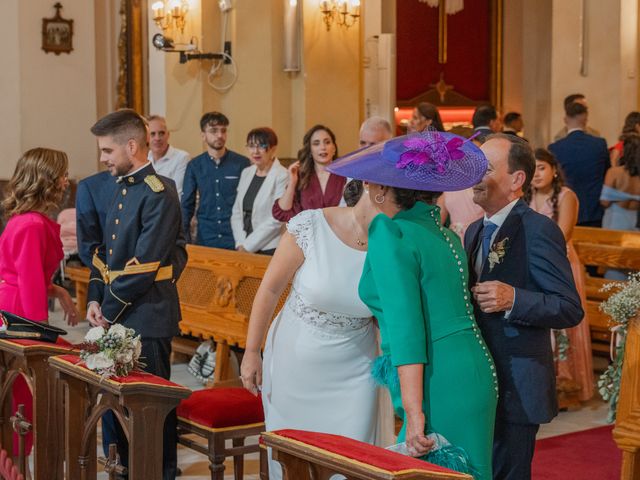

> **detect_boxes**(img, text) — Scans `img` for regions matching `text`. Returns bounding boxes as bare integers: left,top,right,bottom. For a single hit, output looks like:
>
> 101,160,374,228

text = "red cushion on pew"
270,429,467,477
177,387,264,429
54,354,188,390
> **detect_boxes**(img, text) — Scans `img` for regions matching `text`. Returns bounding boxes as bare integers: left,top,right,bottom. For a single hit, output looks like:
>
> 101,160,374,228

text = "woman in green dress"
327,130,498,479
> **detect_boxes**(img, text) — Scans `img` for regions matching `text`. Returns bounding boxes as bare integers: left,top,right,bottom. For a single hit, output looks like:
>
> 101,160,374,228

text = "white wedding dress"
262,209,382,479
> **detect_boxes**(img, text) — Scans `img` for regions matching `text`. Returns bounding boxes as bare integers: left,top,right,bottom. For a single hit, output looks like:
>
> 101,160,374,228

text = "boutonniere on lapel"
488,237,509,271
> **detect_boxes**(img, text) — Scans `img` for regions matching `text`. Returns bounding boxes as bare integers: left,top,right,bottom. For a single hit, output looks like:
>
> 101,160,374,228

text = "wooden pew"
176,245,289,384
612,316,640,478
65,265,89,320
0,339,76,479
66,245,288,384
262,429,472,480
49,354,191,479
572,227,640,357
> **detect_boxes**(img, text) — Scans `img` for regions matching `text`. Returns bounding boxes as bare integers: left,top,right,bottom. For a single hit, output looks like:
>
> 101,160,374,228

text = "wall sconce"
319,0,361,31
152,0,189,34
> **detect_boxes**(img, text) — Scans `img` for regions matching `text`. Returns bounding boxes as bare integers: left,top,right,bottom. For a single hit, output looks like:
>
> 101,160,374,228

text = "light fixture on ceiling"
151,0,190,34
319,0,361,31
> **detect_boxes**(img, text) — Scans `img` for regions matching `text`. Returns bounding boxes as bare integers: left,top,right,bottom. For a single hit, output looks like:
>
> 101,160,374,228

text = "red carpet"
532,425,621,480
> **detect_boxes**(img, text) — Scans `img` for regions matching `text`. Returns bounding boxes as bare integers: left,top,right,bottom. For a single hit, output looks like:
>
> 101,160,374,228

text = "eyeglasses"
246,143,269,152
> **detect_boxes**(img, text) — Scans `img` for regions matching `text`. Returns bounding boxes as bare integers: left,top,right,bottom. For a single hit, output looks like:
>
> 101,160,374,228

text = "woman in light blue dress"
600,134,640,279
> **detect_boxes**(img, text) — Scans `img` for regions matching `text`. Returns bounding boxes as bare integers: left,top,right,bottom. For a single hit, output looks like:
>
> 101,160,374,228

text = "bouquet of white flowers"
80,324,143,379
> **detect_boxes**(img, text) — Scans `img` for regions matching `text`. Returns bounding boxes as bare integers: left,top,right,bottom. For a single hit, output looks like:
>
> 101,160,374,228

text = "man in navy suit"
465,134,583,480
76,171,119,266
548,101,610,227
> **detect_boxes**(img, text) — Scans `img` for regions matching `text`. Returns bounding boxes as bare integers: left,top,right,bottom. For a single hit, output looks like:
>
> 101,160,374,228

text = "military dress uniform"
87,162,187,480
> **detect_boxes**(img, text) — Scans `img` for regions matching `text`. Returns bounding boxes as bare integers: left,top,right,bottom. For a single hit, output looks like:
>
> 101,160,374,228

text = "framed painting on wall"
42,3,74,55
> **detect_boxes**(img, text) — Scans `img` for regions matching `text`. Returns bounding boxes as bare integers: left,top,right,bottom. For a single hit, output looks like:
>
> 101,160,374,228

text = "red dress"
272,172,346,222
0,211,63,454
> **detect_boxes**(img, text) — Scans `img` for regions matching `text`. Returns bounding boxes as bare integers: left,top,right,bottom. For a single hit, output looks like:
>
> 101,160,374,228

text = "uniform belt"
92,254,173,285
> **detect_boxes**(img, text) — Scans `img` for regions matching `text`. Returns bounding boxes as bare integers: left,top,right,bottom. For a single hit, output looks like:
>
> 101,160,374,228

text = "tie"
481,220,499,264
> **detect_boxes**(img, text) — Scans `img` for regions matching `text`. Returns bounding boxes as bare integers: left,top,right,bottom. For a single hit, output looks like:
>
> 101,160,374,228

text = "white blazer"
231,158,288,252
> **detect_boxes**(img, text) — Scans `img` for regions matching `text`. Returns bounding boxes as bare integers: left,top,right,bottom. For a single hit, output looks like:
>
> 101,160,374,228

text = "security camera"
218,0,232,12
152,33,196,52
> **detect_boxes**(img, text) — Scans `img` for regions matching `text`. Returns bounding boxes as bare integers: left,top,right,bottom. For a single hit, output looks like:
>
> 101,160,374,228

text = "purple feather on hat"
396,133,466,173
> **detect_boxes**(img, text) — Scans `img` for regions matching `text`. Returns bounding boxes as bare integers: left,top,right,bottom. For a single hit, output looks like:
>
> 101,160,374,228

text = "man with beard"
87,108,187,479
181,112,250,248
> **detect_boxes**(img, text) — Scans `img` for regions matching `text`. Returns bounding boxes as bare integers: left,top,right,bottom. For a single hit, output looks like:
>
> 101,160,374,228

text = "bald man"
359,116,393,148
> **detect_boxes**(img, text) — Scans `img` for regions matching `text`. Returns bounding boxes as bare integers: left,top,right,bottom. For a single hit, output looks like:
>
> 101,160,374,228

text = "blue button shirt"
181,149,250,248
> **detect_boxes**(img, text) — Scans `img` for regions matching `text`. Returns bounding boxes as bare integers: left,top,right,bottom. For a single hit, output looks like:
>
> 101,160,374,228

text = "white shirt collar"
484,198,519,228
148,145,173,163
567,127,584,135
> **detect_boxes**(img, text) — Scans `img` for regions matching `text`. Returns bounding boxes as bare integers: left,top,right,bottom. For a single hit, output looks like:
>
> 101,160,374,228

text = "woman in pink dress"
0,147,78,454
438,188,484,243
525,148,594,402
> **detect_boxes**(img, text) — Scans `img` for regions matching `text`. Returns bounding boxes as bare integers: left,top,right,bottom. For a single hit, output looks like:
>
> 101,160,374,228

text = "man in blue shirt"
182,112,250,248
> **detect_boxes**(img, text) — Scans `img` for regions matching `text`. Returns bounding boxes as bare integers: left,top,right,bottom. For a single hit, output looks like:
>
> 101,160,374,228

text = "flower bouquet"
598,272,640,422
79,324,143,379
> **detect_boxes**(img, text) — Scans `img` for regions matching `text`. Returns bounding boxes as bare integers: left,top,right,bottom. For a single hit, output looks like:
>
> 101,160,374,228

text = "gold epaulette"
144,174,165,192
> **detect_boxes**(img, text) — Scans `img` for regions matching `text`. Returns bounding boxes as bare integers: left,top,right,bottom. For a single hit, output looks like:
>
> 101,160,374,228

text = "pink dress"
0,211,63,454
440,189,484,243
0,212,63,319
529,187,594,402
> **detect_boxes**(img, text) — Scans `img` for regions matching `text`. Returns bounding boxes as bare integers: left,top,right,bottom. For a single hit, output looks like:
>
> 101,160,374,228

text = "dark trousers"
102,337,177,480
492,418,539,480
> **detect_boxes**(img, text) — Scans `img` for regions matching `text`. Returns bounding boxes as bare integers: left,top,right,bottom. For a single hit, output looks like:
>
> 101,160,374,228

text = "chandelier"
319,1,361,31
418,0,464,15
151,0,190,34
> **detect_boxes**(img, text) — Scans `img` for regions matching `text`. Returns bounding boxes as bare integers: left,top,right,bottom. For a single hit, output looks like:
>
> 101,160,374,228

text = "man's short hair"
565,101,588,118
503,112,522,127
487,133,535,191
147,114,166,124
200,112,229,131
360,116,392,135
563,93,585,109
472,105,498,128
90,109,147,145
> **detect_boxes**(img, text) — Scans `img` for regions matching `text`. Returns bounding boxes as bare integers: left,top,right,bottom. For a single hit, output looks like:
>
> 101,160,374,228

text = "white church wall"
550,0,637,146
0,1,98,180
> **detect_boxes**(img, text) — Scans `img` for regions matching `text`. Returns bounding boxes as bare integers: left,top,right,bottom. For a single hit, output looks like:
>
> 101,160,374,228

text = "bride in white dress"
241,182,388,479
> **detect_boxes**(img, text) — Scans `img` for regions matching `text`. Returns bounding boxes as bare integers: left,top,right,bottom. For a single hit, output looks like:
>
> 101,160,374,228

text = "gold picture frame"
42,3,74,55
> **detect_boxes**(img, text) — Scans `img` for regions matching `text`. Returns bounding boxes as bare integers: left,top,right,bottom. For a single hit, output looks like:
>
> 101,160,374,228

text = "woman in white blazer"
232,128,288,254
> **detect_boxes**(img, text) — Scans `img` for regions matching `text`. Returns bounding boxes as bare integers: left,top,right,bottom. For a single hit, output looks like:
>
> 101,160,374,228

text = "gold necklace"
352,210,367,247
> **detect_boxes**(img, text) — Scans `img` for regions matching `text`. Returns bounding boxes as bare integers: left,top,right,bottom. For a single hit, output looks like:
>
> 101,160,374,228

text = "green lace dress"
359,202,498,480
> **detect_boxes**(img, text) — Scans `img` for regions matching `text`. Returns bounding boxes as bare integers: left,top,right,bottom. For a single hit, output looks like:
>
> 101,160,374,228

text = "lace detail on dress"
286,210,318,256
286,290,371,334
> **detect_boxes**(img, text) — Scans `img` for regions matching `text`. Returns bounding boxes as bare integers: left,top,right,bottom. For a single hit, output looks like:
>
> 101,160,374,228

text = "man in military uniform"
87,109,187,480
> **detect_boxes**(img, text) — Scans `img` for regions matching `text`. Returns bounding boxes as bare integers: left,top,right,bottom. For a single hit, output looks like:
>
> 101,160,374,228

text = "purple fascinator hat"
326,130,488,192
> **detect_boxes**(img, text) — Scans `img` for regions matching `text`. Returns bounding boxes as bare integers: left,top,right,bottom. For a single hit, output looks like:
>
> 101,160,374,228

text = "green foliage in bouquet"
598,272,640,422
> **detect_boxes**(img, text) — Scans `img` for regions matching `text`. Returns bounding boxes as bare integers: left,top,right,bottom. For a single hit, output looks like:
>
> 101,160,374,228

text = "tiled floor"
49,303,611,479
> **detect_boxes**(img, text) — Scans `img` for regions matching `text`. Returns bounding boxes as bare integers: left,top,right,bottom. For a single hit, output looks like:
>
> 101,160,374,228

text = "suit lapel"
479,199,526,279
465,220,483,286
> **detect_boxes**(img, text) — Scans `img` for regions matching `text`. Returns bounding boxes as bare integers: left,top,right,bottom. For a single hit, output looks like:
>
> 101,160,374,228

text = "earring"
374,193,385,204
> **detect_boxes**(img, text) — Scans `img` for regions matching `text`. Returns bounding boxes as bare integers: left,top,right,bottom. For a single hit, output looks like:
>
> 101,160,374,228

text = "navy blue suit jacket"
464,200,583,425
76,171,119,267
548,130,610,224
87,164,187,338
